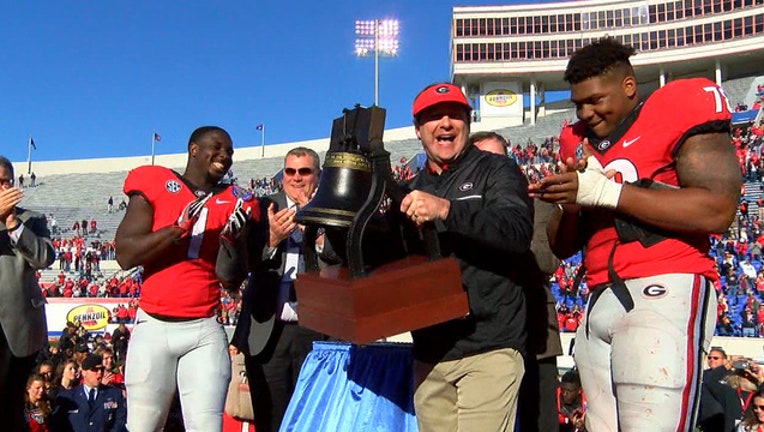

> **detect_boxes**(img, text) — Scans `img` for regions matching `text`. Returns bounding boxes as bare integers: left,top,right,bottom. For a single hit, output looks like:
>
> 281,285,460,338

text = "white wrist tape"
576,156,623,209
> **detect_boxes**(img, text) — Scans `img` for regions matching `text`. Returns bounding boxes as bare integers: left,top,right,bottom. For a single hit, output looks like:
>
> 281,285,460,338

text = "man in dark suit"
55,353,127,432
698,348,740,432
223,147,336,432
110,323,129,364
471,132,564,432
0,155,55,431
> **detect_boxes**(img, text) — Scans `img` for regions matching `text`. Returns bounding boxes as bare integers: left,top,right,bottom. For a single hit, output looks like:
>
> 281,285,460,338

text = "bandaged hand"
576,155,622,209
221,198,251,243
174,192,213,235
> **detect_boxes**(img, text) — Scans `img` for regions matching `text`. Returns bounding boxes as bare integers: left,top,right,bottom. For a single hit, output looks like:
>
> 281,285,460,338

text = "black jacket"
220,193,340,359
409,145,534,363
698,366,740,432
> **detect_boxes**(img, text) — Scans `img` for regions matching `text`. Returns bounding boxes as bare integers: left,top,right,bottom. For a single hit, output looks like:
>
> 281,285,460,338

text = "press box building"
450,0,764,129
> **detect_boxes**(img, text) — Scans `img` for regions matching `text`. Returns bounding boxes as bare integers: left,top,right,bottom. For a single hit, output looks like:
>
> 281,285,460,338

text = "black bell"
295,150,372,228
295,104,388,276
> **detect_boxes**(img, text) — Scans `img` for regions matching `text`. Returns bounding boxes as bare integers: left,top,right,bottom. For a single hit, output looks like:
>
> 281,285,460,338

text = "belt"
145,312,204,322
585,244,635,338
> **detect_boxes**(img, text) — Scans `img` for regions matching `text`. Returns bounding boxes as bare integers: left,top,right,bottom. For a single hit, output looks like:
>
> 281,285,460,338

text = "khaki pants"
413,348,524,432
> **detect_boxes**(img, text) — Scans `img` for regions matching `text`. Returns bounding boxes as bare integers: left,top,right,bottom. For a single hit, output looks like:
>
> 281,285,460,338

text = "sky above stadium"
1,0,555,164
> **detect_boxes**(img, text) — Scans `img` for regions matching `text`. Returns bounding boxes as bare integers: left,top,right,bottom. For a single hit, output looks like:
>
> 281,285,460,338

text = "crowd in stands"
21,320,134,431
22,296,239,431
392,156,417,183
35,232,135,301
53,236,113,272
47,214,109,238
734,122,764,182
39,271,140,299
110,301,139,324
710,217,764,338
249,176,280,196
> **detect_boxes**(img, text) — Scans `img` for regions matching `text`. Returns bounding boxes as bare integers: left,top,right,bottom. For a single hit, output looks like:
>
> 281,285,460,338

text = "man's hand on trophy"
400,190,451,226
267,202,296,247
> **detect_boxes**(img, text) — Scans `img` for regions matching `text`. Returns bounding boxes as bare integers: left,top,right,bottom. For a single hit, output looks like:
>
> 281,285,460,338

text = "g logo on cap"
412,82,472,117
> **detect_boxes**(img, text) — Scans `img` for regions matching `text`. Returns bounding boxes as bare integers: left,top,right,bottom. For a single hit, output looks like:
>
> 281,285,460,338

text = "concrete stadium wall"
10,118,519,178
11,125,417,177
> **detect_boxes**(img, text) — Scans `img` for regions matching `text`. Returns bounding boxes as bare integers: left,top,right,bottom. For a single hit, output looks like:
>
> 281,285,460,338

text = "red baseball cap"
412,83,472,117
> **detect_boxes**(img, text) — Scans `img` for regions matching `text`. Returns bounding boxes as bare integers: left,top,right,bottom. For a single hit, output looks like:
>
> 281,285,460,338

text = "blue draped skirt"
279,341,419,432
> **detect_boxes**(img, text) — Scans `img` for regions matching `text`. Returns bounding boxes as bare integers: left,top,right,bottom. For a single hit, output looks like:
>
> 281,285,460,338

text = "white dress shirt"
278,197,303,322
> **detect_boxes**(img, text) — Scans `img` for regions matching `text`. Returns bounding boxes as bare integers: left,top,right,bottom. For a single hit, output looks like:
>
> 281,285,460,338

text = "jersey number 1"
187,208,208,259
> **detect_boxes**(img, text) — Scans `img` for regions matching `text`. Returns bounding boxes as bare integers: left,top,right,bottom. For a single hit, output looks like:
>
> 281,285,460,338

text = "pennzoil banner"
484,89,518,107
45,298,134,337
480,81,523,120
66,304,111,331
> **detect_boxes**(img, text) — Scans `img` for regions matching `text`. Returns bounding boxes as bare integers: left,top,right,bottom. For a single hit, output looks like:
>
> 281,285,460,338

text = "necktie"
88,388,96,408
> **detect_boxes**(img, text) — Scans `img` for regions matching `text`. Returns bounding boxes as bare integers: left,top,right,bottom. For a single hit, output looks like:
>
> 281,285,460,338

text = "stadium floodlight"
354,19,399,106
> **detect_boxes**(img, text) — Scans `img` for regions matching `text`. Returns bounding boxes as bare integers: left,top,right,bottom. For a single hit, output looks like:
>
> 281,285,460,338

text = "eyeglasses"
284,167,314,176
753,405,764,411
708,356,722,360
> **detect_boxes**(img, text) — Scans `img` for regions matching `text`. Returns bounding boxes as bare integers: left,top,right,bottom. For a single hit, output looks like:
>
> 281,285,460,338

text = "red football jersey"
123,165,259,318
559,78,732,285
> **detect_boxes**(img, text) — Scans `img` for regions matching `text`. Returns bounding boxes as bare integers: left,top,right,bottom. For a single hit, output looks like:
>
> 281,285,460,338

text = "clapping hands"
221,198,252,243
267,203,296,247
0,186,23,224
174,192,213,236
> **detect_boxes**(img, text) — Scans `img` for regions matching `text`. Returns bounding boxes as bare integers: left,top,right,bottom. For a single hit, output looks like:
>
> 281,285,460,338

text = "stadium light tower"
354,19,399,106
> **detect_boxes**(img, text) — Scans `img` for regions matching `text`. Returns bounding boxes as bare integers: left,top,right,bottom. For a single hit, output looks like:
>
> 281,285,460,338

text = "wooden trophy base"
294,256,468,345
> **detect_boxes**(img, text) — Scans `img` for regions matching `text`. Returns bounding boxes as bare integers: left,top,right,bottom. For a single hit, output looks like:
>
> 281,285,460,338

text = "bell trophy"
293,104,469,345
